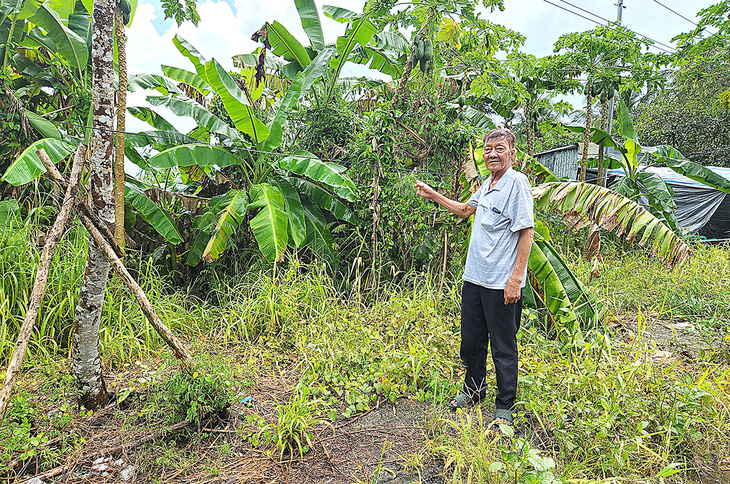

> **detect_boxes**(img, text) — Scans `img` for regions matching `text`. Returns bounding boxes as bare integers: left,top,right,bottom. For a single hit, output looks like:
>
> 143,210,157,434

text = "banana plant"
244,1,403,109
126,35,357,264
565,99,730,230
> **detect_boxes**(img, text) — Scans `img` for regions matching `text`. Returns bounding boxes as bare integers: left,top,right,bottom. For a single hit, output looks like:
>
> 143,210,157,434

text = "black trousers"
460,281,522,410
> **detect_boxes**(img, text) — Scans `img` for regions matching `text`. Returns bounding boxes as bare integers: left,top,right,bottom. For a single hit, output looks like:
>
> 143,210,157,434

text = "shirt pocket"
479,199,511,231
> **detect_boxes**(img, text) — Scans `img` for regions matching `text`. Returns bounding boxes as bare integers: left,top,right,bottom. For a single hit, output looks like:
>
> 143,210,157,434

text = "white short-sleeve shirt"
463,168,534,290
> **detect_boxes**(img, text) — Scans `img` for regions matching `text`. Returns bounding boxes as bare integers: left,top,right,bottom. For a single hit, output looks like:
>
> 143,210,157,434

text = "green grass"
2,222,729,482
574,243,730,333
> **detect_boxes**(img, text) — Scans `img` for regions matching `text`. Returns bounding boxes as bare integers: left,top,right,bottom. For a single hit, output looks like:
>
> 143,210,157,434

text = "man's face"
482,137,514,177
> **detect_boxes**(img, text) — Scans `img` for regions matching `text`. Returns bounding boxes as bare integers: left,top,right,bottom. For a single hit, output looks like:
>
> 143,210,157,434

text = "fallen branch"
0,145,86,424
38,152,194,370
18,418,195,484
396,120,427,146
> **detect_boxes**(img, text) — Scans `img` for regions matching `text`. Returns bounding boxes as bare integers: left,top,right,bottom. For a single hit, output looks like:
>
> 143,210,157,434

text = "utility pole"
606,0,624,134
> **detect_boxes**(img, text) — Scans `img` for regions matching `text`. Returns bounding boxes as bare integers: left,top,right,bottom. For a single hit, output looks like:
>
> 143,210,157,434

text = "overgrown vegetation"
2,0,730,482
2,219,729,481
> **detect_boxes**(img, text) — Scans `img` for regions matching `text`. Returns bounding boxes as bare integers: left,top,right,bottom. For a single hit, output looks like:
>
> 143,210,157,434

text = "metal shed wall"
535,145,579,180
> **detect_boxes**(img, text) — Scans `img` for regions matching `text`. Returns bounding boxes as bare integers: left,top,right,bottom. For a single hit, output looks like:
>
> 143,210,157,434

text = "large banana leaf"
617,99,637,143
13,0,42,20
533,234,603,328
172,34,207,78
267,20,311,73
275,150,356,202
161,65,211,96
30,4,87,71
532,182,692,269
186,212,215,266
301,198,334,261
125,184,183,244
636,170,677,229
651,145,730,194
127,74,183,96
202,189,249,262
25,109,61,139
203,59,269,143
294,0,324,51
67,9,91,48
322,4,358,23
125,130,202,150
329,17,376,74
527,238,582,344
351,45,402,78
288,177,357,223
464,106,497,131
147,144,245,169
260,47,335,152
127,106,179,132
563,125,621,151
1,0,24,18
272,177,307,248
249,183,289,262
147,95,241,141
1,138,75,185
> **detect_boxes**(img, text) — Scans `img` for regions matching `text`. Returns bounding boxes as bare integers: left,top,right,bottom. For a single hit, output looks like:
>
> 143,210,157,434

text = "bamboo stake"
0,145,86,424
36,149,124,259
38,152,194,371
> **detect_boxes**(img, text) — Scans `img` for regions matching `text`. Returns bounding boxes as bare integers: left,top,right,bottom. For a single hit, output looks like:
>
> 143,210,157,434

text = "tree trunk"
114,9,127,247
580,89,593,182
597,93,608,187
72,0,115,410
525,95,535,156
38,151,194,369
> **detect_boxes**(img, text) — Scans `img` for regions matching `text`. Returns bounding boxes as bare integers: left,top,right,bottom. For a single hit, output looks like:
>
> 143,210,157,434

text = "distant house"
534,144,730,241
534,143,622,182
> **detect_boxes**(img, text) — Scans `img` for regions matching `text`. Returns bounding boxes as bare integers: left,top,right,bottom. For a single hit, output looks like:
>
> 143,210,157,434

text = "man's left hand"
504,279,521,305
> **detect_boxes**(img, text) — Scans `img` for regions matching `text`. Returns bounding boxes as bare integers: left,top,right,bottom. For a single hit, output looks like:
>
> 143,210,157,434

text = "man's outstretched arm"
414,180,476,218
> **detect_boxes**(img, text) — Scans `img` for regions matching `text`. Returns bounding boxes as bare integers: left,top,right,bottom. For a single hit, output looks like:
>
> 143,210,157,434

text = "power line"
651,0,699,27
543,0,677,55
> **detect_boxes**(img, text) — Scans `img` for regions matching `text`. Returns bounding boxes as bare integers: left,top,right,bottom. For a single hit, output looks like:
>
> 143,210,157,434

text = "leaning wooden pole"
38,151,194,371
0,145,86,424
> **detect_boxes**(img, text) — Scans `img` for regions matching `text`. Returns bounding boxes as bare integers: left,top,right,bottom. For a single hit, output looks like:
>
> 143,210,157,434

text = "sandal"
494,408,513,424
446,392,474,410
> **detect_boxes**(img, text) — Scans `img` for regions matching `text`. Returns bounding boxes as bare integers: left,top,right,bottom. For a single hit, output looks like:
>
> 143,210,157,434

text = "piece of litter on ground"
652,350,674,360
121,465,135,481
241,396,253,407
662,322,693,331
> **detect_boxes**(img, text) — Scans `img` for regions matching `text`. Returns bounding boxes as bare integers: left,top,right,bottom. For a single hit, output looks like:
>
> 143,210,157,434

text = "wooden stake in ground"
0,145,86,424
38,151,194,371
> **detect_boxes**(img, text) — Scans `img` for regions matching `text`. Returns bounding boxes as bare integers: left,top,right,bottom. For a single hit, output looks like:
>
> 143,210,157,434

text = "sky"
122,0,714,165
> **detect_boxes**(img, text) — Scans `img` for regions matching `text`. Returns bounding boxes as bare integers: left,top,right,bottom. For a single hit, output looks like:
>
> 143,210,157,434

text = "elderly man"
414,128,533,425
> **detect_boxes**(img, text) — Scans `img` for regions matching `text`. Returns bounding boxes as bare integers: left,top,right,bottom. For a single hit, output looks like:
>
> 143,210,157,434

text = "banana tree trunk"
580,89,593,182
597,93,608,187
525,95,535,156
72,0,115,410
114,9,127,247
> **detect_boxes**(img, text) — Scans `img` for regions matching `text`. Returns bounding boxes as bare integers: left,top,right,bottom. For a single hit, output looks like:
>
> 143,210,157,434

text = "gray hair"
483,128,516,149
